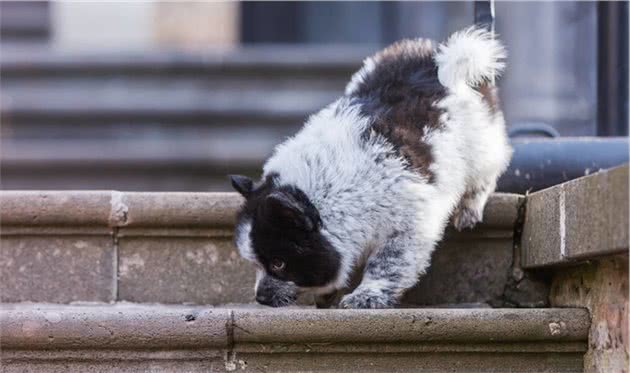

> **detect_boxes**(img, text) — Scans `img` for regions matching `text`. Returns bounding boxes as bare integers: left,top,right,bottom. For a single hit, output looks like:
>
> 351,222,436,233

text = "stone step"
0,191,543,308
0,46,362,125
0,47,363,191
0,304,590,372
0,2,49,42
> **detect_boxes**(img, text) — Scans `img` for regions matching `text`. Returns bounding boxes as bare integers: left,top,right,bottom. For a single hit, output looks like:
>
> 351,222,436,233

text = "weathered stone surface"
121,192,243,228
522,164,629,268
608,165,629,252
1,359,225,373
404,238,512,306
563,170,609,259
500,270,551,308
0,304,590,372
0,191,244,229
232,308,589,343
0,191,111,227
232,352,584,373
521,182,566,268
0,191,517,230
477,193,524,228
117,236,256,304
1,305,590,347
0,303,230,349
0,236,115,303
0,350,585,373
550,254,629,373
1,191,524,306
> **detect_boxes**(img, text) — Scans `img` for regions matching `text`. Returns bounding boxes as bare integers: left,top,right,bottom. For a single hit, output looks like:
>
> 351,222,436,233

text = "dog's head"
230,174,341,306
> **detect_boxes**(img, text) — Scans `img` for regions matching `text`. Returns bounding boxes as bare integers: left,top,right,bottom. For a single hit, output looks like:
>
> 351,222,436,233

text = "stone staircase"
0,46,367,191
1,165,628,372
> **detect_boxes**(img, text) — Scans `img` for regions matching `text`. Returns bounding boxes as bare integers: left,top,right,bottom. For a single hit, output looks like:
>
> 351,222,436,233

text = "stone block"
563,171,609,259
522,164,629,268
608,165,629,252
0,235,115,303
521,185,564,267
117,236,256,304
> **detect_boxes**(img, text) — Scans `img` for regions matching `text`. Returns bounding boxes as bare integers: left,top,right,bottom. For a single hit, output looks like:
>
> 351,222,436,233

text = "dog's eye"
270,258,285,271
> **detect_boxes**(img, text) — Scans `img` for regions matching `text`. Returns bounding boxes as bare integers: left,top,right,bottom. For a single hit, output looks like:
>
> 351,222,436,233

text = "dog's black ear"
263,191,314,231
230,175,254,197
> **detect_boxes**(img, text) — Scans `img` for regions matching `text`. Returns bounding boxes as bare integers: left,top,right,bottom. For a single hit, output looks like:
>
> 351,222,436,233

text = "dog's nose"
256,293,272,306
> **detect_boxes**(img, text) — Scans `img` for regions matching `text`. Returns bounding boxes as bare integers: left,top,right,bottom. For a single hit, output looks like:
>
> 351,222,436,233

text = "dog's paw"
339,289,396,309
452,206,483,231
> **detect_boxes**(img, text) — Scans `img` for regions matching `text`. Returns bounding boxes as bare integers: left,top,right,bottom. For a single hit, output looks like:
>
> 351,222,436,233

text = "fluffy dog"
230,27,511,308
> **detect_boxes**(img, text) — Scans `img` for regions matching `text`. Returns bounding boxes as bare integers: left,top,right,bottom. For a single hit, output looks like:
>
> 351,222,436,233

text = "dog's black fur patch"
232,174,341,288
349,40,447,183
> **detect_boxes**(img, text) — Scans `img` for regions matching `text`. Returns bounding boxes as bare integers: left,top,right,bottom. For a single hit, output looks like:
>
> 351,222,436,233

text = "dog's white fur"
435,26,507,89
236,27,512,308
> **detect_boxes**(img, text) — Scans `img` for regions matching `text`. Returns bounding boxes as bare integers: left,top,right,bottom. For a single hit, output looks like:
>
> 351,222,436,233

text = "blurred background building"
0,1,626,191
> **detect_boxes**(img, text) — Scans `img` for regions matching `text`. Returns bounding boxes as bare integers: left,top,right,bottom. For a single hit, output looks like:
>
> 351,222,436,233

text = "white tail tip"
435,26,506,89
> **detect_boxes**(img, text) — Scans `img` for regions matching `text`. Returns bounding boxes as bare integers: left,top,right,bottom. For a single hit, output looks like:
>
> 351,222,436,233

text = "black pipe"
597,1,629,136
497,137,629,194
474,0,494,31
508,122,560,139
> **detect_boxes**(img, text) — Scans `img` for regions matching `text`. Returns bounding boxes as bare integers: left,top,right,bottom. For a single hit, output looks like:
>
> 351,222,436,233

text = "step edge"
0,191,522,231
0,305,590,350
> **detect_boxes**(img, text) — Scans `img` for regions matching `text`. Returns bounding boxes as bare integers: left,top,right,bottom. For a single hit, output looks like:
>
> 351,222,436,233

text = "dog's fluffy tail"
435,27,506,89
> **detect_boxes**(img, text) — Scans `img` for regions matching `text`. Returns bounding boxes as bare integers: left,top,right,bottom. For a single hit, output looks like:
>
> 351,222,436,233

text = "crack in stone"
233,323,253,335
225,309,237,371
109,191,129,226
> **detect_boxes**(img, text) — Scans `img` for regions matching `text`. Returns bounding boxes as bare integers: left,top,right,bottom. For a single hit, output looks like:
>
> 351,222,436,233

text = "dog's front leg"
339,232,425,309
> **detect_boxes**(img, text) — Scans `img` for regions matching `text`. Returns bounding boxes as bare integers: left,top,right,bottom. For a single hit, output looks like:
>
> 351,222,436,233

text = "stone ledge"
1,304,589,350
232,308,589,344
0,191,243,231
522,164,629,268
0,191,525,305
0,304,230,349
0,191,522,233
0,304,589,372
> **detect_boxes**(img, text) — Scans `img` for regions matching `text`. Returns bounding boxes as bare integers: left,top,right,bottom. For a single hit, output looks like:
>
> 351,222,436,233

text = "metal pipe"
498,137,629,194
474,0,495,32
508,122,560,139
597,1,629,136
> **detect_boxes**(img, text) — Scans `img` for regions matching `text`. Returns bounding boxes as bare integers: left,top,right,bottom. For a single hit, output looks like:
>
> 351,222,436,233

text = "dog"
230,27,511,309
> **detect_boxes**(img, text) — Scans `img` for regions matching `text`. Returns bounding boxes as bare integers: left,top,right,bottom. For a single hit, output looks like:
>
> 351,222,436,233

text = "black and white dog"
230,27,511,309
